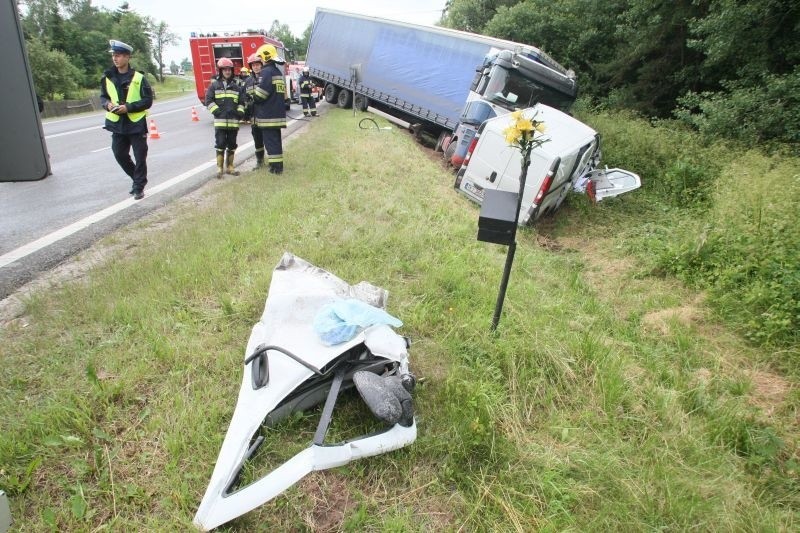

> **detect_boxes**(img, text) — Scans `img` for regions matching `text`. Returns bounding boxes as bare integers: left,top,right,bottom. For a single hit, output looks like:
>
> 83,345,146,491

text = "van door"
457,123,519,202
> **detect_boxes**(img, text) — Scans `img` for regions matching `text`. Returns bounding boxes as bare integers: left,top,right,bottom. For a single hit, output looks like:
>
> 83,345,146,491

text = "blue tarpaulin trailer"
306,8,577,138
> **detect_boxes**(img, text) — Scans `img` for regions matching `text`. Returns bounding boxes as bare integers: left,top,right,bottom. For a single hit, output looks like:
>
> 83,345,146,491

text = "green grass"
1,108,797,530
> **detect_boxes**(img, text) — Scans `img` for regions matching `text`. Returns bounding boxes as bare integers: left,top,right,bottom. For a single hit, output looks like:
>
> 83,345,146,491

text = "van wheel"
454,168,465,189
354,93,369,111
324,84,339,104
337,89,353,108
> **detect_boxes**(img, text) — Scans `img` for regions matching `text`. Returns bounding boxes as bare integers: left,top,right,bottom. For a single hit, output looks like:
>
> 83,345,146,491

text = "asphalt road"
0,93,323,299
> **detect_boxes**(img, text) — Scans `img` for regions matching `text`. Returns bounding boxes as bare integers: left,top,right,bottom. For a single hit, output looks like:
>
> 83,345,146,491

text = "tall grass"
578,106,800,354
1,108,797,530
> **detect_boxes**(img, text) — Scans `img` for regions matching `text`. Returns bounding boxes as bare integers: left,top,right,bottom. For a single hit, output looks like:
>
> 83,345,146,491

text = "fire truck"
188,31,291,105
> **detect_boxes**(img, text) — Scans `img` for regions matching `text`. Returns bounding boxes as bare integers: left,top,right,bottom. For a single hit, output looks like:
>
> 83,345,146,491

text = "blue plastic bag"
313,298,402,345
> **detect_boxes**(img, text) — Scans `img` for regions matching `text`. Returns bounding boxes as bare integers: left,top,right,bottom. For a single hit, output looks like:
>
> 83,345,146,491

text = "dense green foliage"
20,0,164,98
443,0,800,146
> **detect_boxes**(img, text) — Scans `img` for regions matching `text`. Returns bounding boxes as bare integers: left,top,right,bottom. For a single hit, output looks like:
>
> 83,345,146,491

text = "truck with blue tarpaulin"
306,8,578,166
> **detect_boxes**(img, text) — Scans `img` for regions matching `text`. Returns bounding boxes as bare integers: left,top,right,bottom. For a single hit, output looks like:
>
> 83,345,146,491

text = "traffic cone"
191,106,200,122
148,118,161,139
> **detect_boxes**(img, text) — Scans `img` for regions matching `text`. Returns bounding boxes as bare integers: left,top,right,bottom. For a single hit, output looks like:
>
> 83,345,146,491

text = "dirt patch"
299,471,356,532
748,369,793,418
642,304,701,336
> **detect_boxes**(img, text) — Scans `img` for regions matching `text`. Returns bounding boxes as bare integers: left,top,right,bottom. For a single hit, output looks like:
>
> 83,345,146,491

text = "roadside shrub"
675,68,800,152
653,151,800,349
576,106,723,207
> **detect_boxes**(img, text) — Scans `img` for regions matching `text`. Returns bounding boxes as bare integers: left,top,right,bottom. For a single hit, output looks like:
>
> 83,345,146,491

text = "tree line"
20,0,313,101
20,0,178,99
440,0,799,146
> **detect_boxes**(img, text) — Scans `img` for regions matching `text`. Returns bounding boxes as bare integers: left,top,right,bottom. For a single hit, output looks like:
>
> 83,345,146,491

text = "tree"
26,37,83,99
180,58,192,72
111,10,156,76
150,20,180,81
269,19,301,61
440,0,516,32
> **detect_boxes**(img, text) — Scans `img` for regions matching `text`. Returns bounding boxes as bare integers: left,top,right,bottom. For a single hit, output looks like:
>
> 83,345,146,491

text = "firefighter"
244,54,263,161
205,57,245,178
239,67,252,124
299,67,317,117
100,39,154,200
252,44,287,174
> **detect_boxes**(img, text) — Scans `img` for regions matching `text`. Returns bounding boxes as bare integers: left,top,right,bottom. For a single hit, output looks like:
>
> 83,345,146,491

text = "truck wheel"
434,131,449,153
443,137,457,165
337,89,353,108
354,94,369,111
324,84,339,104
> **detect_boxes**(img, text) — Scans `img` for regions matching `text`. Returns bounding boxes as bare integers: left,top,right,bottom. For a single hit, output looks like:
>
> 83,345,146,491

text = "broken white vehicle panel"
193,253,416,531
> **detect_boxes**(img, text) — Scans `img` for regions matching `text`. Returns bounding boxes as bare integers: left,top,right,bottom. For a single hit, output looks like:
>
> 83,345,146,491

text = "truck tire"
434,131,449,153
443,137,457,165
324,84,339,104
337,89,353,108
354,93,369,111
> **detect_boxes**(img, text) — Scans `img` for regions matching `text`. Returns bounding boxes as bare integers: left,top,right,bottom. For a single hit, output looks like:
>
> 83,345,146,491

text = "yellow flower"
517,118,534,132
505,109,548,152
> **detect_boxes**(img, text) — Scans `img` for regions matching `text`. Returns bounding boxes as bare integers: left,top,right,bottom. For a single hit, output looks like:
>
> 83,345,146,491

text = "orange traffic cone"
148,118,161,139
191,106,200,122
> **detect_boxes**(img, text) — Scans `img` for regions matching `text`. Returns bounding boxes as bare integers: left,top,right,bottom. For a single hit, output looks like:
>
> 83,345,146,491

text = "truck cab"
454,104,641,225
445,50,578,168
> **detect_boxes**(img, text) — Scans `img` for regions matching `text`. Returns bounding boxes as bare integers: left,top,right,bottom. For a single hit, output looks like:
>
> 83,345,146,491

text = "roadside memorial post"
476,110,547,331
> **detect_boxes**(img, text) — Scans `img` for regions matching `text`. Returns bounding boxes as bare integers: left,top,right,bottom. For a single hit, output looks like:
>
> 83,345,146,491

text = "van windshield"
482,65,573,112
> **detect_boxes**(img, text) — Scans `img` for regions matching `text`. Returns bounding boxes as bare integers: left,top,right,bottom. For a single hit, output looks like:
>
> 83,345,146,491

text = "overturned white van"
454,104,641,225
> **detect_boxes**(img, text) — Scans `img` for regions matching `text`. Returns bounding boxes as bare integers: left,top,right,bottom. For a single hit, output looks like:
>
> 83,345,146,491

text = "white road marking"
44,106,197,139
0,109,303,268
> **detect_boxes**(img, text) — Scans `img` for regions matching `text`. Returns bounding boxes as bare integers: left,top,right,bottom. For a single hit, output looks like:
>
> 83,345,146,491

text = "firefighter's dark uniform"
244,71,263,166
205,74,245,176
100,54,153,196
299,73,317,117
253,61,287,174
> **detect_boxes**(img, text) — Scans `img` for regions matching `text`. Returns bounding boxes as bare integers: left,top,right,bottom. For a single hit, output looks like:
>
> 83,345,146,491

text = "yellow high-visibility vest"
105,71,147,123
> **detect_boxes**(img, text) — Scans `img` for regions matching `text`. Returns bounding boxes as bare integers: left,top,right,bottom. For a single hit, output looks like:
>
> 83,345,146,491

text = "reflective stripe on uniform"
254,117,287,128
213,119,241,129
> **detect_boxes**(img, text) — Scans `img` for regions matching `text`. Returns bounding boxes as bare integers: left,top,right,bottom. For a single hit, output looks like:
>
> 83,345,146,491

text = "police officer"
100,39,154,200
299,67,317,117
205,57,245,178
252,44,287,174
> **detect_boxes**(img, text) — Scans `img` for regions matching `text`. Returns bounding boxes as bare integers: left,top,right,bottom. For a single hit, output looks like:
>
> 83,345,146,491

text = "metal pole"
490,152,531,332
491,241,516,331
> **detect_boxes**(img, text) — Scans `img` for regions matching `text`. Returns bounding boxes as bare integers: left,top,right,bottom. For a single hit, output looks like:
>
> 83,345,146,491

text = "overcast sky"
92,0,449,64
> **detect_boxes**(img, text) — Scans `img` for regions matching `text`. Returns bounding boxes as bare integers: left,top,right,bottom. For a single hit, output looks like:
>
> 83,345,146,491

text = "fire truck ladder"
197,41,215,84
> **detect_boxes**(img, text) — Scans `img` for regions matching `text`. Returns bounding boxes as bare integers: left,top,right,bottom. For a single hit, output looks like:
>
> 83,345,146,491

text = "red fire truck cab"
188,31,290,104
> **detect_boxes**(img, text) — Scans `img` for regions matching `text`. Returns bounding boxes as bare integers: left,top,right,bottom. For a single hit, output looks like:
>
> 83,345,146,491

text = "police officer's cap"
108,40,133,54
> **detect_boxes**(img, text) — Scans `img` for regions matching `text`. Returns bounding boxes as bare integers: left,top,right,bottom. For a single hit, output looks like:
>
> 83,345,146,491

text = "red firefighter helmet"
216,57,234,69
247,53,263,67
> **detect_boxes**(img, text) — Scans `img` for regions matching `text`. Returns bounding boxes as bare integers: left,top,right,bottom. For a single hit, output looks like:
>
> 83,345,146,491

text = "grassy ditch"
1,108,797,530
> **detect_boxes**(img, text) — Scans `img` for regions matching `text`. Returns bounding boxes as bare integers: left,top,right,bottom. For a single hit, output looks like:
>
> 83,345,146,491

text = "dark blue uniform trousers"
112,132,148,193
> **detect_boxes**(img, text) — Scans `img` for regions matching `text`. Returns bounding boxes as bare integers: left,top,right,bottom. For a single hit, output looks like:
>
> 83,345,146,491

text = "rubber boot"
254,148,265,169
226,149,239,176
269,162,283,175
216,151,224,179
